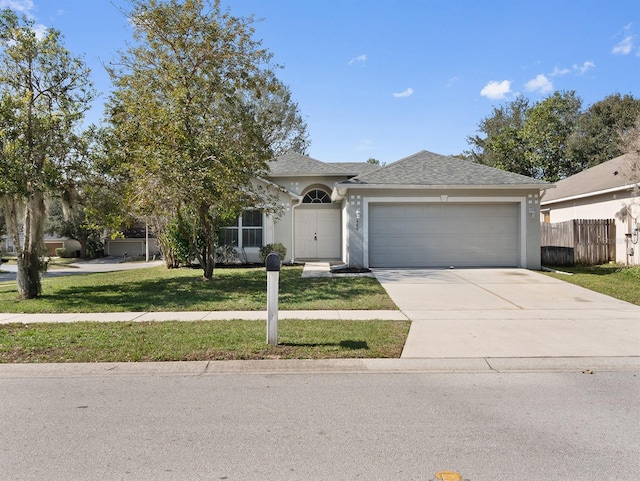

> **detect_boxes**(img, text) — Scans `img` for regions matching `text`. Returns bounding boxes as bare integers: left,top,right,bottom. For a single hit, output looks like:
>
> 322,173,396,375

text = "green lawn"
542,264,640,306
0,265,396,313
0,319,410,362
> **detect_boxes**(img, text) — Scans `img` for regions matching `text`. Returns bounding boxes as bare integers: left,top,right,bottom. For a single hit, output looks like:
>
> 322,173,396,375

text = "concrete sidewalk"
0,309,407,324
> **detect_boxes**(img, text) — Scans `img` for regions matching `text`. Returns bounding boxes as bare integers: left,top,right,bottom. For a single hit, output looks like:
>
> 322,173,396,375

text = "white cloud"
32,23,47,40
0,0,34,12
480,80,511,100
392,87,414,98
550,66,570,77
575,61,595,75
446,76,460,88
613,35,634,55
348,54,367,65
613,24,635,55
525,74,553,94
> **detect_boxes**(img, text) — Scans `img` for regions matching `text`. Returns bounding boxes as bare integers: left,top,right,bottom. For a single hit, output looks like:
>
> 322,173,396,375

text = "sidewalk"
0,309,407,324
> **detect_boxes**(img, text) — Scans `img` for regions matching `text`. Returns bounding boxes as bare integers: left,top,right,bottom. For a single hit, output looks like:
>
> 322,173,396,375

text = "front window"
303,189,331,204
221,210,263,248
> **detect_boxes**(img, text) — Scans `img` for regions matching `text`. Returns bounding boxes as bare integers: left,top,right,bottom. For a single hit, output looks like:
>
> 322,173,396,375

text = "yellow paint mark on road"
435,471,462,481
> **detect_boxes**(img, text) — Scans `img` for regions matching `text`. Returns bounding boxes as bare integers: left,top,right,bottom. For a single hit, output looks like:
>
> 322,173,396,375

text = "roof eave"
336,183,551,190
540,183,639,206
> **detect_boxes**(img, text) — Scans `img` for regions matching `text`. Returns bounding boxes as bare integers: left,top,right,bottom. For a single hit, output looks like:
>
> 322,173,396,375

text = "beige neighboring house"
540,153,640,265
1,232,81,257
104,223,160,259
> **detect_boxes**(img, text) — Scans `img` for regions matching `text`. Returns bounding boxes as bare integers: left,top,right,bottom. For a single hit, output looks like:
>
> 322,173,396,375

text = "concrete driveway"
372,268,640,359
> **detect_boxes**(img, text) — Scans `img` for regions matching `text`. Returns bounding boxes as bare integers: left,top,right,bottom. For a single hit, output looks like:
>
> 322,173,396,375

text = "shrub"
259,243,286,264
215,245,239,264
55,248,67,258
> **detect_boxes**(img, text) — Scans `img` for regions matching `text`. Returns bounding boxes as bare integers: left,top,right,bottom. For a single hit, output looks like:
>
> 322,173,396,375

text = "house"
250,150,549,269
104,223,160,259
1,232,81,257
540,153,640,265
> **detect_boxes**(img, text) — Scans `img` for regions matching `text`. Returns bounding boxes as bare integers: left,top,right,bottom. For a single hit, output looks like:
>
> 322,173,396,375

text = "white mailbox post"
266,252,280,345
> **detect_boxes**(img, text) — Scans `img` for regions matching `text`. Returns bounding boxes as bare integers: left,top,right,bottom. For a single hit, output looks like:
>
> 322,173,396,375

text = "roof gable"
542,153,639,203
267,152,376,177
342,150,549,187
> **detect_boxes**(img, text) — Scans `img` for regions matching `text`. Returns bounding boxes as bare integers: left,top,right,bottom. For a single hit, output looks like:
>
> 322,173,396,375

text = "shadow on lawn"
46,269,266,311
279,340,369,350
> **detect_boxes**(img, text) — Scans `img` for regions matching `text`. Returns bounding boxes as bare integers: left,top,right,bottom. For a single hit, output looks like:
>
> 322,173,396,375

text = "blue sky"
2,0,639,163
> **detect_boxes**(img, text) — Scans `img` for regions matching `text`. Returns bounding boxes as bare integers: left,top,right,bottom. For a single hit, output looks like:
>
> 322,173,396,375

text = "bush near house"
259,243,287,264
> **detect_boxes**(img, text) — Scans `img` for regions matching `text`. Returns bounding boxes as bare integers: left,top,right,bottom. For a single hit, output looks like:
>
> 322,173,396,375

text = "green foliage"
466,95,532,177
521,91,582,182
259,243,287,263
567,94,640,170
106,0,308,280
467,91,640,182
0,9,95,297
162,218,199,267
54,248,67,258
215,245,239,264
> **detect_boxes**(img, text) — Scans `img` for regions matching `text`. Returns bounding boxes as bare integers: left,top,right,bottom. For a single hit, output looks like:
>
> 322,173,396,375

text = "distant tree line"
465,91,640,182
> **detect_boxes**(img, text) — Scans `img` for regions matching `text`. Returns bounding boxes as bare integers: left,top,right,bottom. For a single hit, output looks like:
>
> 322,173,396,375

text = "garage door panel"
369,203,519,268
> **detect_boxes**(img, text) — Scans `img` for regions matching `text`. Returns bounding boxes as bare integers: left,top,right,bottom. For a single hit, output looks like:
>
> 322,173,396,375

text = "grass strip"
0,265,396,313
542,264,640,306
0,319,410,363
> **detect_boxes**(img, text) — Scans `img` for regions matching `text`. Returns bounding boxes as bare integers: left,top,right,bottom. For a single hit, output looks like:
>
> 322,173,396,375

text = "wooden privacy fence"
541,219,616,266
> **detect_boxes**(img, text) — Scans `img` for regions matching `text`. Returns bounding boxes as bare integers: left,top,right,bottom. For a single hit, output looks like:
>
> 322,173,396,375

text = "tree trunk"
16,193,46,299
197,203,216,281
16,248,42,299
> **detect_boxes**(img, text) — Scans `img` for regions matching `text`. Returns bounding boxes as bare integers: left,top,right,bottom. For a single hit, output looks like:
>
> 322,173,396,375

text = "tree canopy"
0,9,95,298
467,91,640,182
107,0,309,279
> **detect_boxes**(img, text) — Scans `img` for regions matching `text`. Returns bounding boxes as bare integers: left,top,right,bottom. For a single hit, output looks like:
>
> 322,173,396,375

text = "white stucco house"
239,150,549,269
540,153,640,265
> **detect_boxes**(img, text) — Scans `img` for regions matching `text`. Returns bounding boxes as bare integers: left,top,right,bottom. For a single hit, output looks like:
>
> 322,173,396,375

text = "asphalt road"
1,370,638,481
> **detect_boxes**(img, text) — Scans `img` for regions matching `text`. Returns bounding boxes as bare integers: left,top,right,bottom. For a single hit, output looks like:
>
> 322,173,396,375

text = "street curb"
0,357,637,377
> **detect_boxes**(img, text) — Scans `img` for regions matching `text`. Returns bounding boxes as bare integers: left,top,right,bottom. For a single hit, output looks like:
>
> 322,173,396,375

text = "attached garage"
368,203,521,268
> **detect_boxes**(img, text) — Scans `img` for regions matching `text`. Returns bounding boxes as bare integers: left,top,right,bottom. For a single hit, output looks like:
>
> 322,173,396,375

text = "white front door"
295,208,341,260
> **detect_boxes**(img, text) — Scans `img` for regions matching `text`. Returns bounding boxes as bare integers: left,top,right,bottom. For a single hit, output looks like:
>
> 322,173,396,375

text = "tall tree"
0,9,95,298
465,96,532,176
107,0,308,280
567,93,640,170
521,91,582,182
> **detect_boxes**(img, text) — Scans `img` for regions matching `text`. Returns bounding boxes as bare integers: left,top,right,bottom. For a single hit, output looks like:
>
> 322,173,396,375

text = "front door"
295,208,341,259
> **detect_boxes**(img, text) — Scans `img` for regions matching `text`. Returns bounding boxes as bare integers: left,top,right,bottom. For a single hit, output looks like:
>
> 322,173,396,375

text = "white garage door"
369,203,520,267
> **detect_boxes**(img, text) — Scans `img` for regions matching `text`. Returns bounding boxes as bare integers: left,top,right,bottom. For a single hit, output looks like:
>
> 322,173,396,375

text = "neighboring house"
540,153,640,265
1,232,81,257
104,223,160,259
258,150,548,269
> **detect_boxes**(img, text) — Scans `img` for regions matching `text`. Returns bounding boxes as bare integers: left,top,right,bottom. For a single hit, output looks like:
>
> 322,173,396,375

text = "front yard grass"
542,264,640,306
0,319,410,362
0,265,396,313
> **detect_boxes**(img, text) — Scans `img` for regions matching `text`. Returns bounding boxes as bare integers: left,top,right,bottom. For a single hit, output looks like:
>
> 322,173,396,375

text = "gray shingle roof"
267,151,377,177
342,150,550,187
541,153,639,203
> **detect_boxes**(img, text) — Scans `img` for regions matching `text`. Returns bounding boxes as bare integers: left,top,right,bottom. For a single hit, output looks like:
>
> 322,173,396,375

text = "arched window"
302,189,331,204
